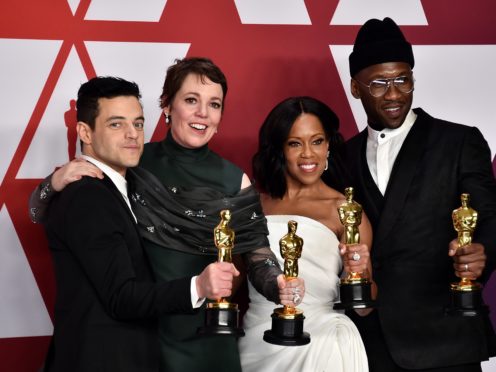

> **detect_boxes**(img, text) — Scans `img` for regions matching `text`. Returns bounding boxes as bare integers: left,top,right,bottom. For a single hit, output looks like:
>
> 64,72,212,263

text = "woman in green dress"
29,57,304,372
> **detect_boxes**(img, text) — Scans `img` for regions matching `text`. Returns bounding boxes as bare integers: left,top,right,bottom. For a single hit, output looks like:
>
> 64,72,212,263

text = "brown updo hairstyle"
159,57,228,112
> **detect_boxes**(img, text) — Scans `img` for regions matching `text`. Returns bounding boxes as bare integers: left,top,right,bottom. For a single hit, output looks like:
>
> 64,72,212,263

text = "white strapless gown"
239,215,368,372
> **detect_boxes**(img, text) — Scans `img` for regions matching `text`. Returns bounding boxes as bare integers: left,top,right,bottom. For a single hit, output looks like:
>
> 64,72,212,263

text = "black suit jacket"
345,108,496,369
43,174,193,372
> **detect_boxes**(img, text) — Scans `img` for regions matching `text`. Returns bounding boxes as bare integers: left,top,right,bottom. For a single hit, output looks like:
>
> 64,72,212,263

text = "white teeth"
190,123,207,130
385,107,399,112
300,164,316,170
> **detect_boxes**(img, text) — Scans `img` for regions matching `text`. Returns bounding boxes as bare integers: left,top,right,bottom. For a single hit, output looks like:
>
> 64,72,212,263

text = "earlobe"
163,104,172,115
163,107,171,124
77,122,92,145
351,80,361,99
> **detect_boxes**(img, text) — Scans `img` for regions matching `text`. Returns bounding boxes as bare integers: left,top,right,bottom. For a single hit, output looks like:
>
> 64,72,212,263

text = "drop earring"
164,113,170,124
324,151,330,171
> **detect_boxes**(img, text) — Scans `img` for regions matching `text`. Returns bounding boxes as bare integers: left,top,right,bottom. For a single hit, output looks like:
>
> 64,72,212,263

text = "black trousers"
348,310,482,372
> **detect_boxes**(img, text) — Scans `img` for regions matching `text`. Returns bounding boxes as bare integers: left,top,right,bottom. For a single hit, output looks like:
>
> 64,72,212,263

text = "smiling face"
78,96,144,176
165,73,223,149
351,62,413,130
283,113,329,187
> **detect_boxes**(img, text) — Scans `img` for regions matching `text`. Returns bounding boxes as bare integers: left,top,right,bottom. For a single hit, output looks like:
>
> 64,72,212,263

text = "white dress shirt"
366,110,417,195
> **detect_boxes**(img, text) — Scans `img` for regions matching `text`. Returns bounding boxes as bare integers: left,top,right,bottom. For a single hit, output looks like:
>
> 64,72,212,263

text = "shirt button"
380,133,386,138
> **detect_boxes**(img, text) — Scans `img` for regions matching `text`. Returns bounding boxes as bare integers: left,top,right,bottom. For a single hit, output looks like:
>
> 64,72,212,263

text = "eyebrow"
371,71,411,80
105,115,145,122
287,133,325,140
184,91,222,101
374,75,408,80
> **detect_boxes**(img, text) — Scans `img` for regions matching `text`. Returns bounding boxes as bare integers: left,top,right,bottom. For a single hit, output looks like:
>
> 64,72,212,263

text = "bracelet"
39,181,52,200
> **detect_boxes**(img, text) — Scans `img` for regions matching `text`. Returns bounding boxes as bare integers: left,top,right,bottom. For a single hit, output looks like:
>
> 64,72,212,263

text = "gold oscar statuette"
333,187,375,310
263,220,310,346
197,210,245,336
447,193,485,316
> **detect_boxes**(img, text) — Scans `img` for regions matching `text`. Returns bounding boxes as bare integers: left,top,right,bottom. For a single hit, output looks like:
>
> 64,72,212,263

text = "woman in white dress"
239,96,374,372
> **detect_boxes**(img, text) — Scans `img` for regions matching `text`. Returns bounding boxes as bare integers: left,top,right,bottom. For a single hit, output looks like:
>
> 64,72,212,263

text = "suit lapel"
374,115,431,246
101,175,140,234
353,130,384,226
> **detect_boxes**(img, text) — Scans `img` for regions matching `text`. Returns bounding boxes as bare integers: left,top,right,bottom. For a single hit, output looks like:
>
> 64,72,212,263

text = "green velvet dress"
138,131,244,372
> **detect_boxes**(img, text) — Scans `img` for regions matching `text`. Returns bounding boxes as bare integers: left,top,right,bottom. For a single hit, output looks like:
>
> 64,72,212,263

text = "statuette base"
206,301,239,310
333,280,375,310
263,310,310,346
197,302,245,337
446,284,487,317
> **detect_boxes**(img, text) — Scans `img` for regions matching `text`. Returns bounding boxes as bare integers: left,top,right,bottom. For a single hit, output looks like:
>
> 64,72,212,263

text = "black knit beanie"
349,17,414,77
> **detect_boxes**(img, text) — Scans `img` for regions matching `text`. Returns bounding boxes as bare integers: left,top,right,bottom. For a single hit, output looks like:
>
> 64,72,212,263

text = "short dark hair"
252,96,344,198
77,76,141,129
159,57,228,111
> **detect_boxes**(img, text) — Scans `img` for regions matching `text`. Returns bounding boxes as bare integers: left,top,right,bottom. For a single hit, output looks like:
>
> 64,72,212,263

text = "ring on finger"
352,252,361,262
293,293,302,305
464,263,469,272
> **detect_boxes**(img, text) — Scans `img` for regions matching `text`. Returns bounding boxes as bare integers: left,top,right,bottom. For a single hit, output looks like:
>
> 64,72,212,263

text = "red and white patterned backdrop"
0,1,495,371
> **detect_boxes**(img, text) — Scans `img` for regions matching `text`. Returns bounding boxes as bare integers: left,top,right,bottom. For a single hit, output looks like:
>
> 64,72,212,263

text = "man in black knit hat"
343,17,496,372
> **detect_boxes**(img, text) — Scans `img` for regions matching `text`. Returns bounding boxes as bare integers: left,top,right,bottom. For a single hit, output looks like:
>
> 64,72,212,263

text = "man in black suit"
42,77,239,371
343,17,496,372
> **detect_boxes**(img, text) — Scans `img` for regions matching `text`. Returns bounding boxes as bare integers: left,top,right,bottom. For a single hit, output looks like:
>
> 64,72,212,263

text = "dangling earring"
324,151,330,171
164,113,170,124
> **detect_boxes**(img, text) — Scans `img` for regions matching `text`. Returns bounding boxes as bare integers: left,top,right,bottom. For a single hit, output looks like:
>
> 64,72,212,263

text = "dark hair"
252,96,345,198
159,57,228,111
77,76,141,129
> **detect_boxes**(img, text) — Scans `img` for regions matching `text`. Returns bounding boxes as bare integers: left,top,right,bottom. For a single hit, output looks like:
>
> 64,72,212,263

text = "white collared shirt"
366,110,417,195
80,155,204,308
80,155,137,223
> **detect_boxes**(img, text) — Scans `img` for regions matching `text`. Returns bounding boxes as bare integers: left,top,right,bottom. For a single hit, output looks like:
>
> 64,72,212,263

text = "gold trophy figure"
197,210,244,336
447,193,485,316
214,210,234,265
333,187,375,310
263,220,310,346
280,220,303,279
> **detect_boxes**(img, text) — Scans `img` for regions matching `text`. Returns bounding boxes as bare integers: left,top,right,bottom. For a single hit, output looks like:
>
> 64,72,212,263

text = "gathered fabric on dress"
239,215,369,372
